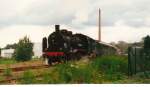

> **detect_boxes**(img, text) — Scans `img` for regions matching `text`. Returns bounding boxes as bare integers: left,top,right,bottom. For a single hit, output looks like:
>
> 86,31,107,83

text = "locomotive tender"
42,25,117,65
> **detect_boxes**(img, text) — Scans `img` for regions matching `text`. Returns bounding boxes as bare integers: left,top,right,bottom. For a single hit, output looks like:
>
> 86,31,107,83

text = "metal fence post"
134,47,136,74
128,47,132,76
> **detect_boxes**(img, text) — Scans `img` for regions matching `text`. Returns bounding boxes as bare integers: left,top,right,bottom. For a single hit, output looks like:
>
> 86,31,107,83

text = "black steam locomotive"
42,25,117,65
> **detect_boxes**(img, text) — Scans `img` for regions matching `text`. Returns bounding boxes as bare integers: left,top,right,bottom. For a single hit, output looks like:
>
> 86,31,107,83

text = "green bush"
143,35,150,73
21,70,35,84
91,55,128,81
39,70,55,84
14,36,33,62
56,63,92,83
56,63,74,83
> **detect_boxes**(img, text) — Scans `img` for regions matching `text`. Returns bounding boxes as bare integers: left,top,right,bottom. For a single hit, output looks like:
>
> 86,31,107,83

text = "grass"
3,67,12,76
0,76,4,83
0,57,42,65
0,55,149,84
33,55,128,83
17,55,140,84
56,63,93,83
40,68,60,84
90,55,128,82
91,55,128,74
20,70,36,84
0,58,17,64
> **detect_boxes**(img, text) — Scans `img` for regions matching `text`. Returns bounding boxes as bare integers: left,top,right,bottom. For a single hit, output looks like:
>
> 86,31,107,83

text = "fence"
128,46,150,77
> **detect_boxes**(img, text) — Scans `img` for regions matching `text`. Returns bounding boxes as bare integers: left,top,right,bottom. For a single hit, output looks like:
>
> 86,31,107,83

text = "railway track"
0,65,49,73
0,64,51,84
0,72,46,83
0,61,66,84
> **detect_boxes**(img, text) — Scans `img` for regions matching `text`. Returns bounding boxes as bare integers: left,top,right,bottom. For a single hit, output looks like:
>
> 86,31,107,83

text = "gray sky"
0,0,150,47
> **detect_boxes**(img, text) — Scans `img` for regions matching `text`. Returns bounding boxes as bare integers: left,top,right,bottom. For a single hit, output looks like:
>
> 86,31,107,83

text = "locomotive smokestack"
55,25,60,32
98,8,101,42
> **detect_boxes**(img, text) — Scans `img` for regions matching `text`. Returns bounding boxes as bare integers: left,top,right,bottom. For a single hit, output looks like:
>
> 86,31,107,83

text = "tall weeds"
91,55,128,81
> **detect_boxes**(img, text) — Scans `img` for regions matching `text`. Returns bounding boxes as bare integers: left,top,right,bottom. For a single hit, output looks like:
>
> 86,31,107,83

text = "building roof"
98,41,119,51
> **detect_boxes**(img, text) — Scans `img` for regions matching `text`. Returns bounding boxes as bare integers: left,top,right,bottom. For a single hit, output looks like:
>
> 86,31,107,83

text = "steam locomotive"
42,25,117,65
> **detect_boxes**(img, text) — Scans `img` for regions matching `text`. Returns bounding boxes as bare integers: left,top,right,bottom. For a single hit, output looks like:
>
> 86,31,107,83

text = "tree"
143,35,150,52
4,43,17,49
116,41,129,54
0,48,1,57
14,36,33,61
141,35,150,78
109,42,116,46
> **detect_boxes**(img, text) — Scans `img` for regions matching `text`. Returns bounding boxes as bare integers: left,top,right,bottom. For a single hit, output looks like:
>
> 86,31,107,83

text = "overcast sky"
0,0,150,47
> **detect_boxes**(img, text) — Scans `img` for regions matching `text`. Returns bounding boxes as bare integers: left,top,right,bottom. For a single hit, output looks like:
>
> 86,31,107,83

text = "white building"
1,43,42,58
1,49,15,58
33,43,42,58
